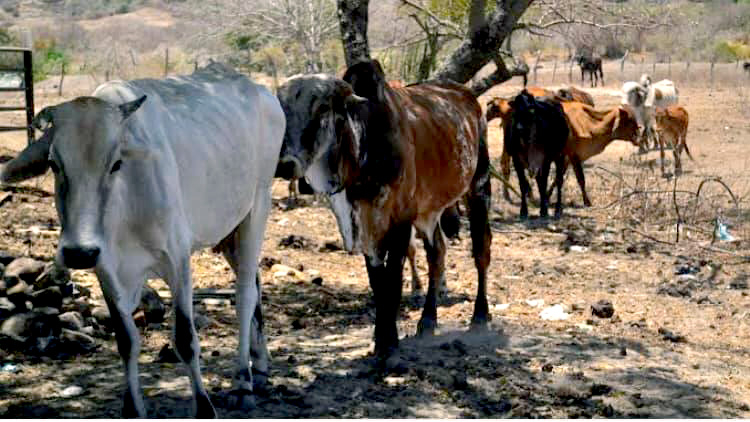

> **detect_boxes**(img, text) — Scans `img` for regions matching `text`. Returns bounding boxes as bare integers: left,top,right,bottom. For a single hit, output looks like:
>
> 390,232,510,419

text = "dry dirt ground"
1,63,750,418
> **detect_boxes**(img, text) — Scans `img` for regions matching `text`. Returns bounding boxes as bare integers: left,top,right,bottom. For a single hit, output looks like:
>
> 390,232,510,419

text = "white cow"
621,74,679,151
0,62,285,417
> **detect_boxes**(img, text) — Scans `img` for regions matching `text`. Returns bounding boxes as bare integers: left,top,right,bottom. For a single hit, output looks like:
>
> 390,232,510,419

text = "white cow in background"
0,62,285,417
621,74,679,152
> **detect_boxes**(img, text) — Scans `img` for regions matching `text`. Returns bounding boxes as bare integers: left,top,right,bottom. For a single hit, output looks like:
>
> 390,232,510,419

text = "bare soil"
1,66,750,418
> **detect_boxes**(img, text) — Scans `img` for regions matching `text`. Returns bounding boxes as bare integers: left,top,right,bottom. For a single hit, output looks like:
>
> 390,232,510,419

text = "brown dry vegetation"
0,59,749,418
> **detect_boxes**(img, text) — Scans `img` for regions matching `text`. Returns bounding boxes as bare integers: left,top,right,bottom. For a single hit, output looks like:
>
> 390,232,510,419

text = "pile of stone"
0,253,166,359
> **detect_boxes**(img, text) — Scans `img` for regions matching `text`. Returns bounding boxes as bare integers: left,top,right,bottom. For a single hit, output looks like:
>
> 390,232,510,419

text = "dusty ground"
1,63,750,418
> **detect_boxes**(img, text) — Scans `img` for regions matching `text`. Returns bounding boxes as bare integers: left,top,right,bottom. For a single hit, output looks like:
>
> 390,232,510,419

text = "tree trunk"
433,0,534,95
337,0,371,67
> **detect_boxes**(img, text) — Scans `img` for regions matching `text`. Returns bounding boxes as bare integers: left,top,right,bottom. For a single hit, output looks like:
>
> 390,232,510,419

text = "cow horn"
119,95,147,120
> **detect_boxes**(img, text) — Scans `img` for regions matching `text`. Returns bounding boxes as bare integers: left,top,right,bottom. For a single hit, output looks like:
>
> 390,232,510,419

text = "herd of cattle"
0,58,693,417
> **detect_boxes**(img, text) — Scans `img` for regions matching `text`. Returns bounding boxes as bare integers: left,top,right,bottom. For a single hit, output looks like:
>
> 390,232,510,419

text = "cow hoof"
227,389,256,411
252,371,271,397
417,318,437,337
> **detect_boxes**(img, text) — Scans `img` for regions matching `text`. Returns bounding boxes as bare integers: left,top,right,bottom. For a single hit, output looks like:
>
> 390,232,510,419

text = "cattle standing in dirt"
559,102,641,206
653,105,692,177
621,75,679,152
276,60,492,364
575,54,604,87
0,63,285,417
505,90,569,218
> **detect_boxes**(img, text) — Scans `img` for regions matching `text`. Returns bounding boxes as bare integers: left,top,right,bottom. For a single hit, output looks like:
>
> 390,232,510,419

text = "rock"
58,311,84,331
1,310,60,343
0,313,31,341
59,385,84,398
132,309,147,328
138,286,166,324
30,286,63,310
620,346,627,356
278,234,315,250
4,258,45,285
729,274,748,290
658,327,686,343
193,313,213,331
156,344,180,363
590,384,612,396
591,300,614,318
542,363,554,373
307,270,323,286
260,256,280,270
451,339,468,355
91,306,111,327
73,284,91,298
291,318,306,330
69,297,93,317
61,328,97,352
33,263,70,290
6,280,31,306
271,264,306,282
452,372,469,390
0,297,16,319
0,278,6,296
0,263,4,279
318,241,343,253
0,251,14,266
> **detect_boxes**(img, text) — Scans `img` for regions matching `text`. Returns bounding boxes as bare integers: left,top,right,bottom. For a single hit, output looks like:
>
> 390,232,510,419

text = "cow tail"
468,116,492,267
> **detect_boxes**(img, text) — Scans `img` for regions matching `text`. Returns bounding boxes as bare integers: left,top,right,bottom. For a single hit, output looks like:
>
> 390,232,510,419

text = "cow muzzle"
275,156,303,180
61,245,101,269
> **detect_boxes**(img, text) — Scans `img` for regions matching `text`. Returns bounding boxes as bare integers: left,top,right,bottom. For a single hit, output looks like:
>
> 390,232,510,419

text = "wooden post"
533,51,541,85
620,50,628,75
668,56,671,78
551,57,557,83
23,49,35,145
568,60,573,83
652,61,656,77
58,62,65,97
164,47,170,77
640,57,644,75
710,58,715,90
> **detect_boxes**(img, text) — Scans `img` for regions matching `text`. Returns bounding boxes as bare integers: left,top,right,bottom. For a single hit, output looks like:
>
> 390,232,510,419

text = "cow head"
611,105,641,146
276,75,367,252
1,96,147,269
485,97,512,123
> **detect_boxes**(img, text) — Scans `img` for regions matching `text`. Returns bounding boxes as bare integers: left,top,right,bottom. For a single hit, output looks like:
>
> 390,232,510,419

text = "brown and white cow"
276,60,492,363
653,105,692,177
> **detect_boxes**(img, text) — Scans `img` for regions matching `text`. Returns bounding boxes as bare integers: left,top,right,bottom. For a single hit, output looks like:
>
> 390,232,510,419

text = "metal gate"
0,47,34,144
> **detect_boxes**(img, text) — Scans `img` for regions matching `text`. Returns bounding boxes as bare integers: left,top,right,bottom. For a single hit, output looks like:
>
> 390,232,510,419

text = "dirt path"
1,77,749,418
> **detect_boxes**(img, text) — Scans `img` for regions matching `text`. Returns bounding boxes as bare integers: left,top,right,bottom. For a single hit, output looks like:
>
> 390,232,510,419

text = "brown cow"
557,86,595,106
487,97,640,207
276,60,492,363
560,102,641,206
653,105,692,177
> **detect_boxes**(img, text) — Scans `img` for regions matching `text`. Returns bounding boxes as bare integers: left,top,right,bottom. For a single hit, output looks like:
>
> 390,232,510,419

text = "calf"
506,90,569,218
560,102,641,206
0,63,284,417
653,105,692,176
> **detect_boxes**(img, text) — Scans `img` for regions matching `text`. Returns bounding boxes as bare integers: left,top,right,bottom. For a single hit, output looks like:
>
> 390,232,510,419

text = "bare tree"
337,0,371,67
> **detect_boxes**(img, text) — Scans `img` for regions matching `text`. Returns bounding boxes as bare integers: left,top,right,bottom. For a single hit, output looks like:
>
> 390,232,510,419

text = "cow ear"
119,95,147,121
31,106,56,130
0,131,53,184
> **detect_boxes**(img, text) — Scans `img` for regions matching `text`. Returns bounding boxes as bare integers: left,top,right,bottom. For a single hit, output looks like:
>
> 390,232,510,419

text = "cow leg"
406,228,421,293
225,193,271,409
500,148,512,202
554,156,565,218
97,267,146,418
367,222,411,359
536,161,551,218
417,223,445,337
512,154,531,219
657,130,667,177
167,257,217,418
570,156,591,207
467,146,492,329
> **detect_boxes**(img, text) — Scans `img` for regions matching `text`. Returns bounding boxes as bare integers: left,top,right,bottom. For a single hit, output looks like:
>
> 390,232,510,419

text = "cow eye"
48,160,60,174
110,160,123,174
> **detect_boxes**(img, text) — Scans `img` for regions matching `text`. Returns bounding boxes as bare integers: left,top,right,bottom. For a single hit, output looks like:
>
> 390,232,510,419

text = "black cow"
506,90,569,219
744,61,750,74
576,54,604,87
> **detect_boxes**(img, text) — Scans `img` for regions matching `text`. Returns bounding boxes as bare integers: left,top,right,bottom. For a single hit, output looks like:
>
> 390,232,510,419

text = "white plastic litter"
540,304,570,321
569,245,589,253
525,299,545,308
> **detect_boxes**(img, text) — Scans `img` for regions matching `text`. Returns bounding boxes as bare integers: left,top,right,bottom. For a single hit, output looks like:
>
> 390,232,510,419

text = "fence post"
58,62,65,97
164,47,170,77
652,61,656,77
710,58,715,90
533,51,541,85
551,57,557,83
23,49,34,145
620,50,628,76
668,56,671,78
568,60,573,83
640,57,645,76
686,60,690,82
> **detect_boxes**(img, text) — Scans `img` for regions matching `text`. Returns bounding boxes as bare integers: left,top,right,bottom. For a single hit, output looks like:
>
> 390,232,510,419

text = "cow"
621,75,678,152
744,61,750,74
275,60,492,364
505,90,569,218
575,54,604,87
559,102,641,206
0,63,284,417
653,105,692,177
